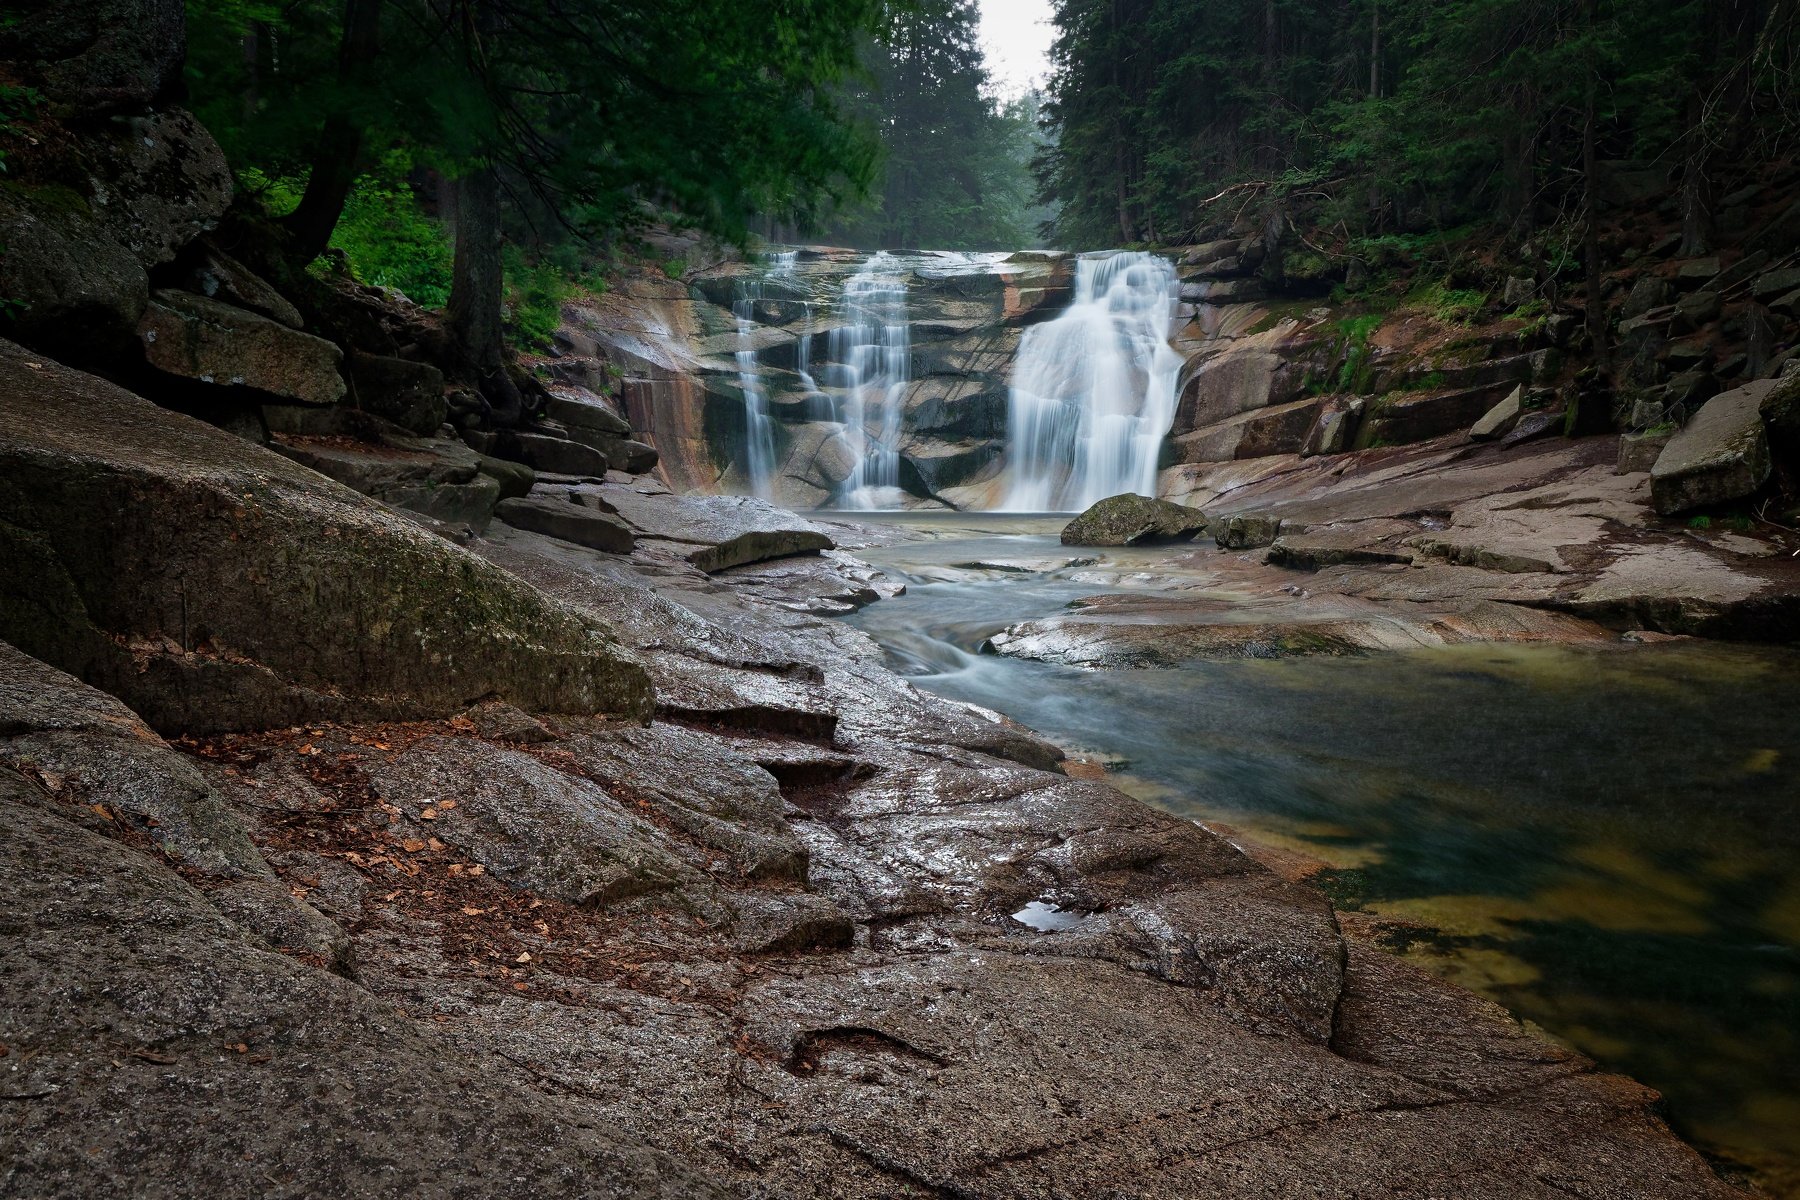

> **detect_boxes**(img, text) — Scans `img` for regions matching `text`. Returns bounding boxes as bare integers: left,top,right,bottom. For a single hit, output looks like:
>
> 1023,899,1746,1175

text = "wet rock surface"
1159,434,1800,641
0,348,1751,1196
1061,492,1211,545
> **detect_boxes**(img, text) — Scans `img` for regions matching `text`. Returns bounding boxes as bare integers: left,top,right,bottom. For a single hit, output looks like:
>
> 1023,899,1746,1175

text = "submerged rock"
1061,493,1209,546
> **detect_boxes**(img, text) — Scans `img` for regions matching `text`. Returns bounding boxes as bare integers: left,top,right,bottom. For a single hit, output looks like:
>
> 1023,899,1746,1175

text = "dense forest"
1037,0,1800,252
822,0,1047,250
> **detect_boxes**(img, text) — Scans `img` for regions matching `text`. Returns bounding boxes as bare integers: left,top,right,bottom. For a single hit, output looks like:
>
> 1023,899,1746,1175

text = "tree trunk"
1369,0,1380,98
1367,0,1382,228
282,0,383,263
447,165,522,424
1582,3,1608,372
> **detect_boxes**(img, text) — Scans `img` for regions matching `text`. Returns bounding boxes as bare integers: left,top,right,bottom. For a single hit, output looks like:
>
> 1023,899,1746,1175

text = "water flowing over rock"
1001,252,1183,512
832,252,912,509
732,252,794,498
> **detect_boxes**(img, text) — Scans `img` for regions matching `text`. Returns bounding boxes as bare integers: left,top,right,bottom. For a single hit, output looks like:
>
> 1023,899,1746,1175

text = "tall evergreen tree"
829,0,1038,249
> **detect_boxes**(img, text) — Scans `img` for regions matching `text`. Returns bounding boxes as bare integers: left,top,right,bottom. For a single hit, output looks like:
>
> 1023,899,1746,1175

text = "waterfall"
1000,251,1181,512
831,252,910,510
731,251,797,498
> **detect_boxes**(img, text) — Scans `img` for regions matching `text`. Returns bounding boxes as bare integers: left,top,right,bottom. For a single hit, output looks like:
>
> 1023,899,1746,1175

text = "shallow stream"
838,512,1800,1194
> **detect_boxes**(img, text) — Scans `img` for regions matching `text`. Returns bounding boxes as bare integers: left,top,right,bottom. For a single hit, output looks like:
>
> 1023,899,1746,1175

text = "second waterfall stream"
1001,251,1181,512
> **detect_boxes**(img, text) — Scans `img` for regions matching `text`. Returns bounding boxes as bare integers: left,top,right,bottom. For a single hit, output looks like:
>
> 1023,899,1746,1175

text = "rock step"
495,494,636,554
1650,380,1778,514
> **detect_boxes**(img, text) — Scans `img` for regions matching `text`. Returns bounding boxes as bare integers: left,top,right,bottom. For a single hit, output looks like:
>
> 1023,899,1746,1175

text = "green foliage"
1688,515,1714,529
501,246,573,349
1037,0,1800,250
186,0,885,261
0,83,43,175
1415,282,1487,326
1336,314,1383,393
826,1,1042,249
240,159,453,307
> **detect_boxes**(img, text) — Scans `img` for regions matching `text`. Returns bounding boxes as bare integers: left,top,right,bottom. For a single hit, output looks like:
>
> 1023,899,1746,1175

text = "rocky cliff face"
543,249,1070,509
565,172,1800,525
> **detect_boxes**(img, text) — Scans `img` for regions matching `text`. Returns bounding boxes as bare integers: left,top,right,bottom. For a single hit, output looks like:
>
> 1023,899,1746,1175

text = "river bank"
841,510,1800,1195
0,344,1757,1197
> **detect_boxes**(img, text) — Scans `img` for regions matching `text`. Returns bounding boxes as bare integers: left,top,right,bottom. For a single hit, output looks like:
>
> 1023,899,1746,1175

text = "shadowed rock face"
0,339,652,733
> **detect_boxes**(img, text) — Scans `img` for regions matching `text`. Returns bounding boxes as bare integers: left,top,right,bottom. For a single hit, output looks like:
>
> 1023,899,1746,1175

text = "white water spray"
831,252,911,510
1000,252,1181,512
732,251,797,499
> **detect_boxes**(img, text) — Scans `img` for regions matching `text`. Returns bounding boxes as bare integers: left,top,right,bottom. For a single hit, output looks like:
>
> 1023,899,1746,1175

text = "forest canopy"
1035,0,1800,251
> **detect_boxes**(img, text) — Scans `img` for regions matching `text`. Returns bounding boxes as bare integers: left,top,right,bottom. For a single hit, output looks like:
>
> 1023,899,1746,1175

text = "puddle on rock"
1012,900,1092,933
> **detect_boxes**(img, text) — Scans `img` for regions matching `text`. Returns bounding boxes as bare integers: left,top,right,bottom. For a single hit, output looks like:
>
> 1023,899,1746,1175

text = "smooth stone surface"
1470,385,1524,441
502,431,611,477
1061,493,1210,546
600,489,835,572
139,288,347,405
496,494,637,554
1651,381,1776,515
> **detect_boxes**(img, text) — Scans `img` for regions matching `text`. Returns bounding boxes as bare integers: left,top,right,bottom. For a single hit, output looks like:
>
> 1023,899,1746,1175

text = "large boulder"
139,289,347,405
1650,381,1777,515
1470,385,1524,441
0,109,232,360
1061,493,1209,546
546,386,633,437
0,339,651,734
0,0,186,111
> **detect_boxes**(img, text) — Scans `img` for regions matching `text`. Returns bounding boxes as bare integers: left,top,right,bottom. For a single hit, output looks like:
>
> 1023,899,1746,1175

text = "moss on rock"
0,338,651,734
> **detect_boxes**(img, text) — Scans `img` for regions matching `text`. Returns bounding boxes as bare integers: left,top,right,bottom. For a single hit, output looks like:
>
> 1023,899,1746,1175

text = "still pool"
837,513,1800,1195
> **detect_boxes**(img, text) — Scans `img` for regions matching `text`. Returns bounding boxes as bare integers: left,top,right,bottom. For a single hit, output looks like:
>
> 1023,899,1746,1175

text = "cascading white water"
732,251,797,499
831,252,910,510
1000,251,1181,512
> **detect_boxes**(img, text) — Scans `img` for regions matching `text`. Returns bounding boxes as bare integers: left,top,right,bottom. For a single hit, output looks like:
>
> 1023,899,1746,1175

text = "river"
837,511,1800,1195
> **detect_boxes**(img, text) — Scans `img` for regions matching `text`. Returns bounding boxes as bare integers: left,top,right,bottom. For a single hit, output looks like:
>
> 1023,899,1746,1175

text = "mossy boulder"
0,338,651,734
0,109,231,362
1061,493,1210,546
